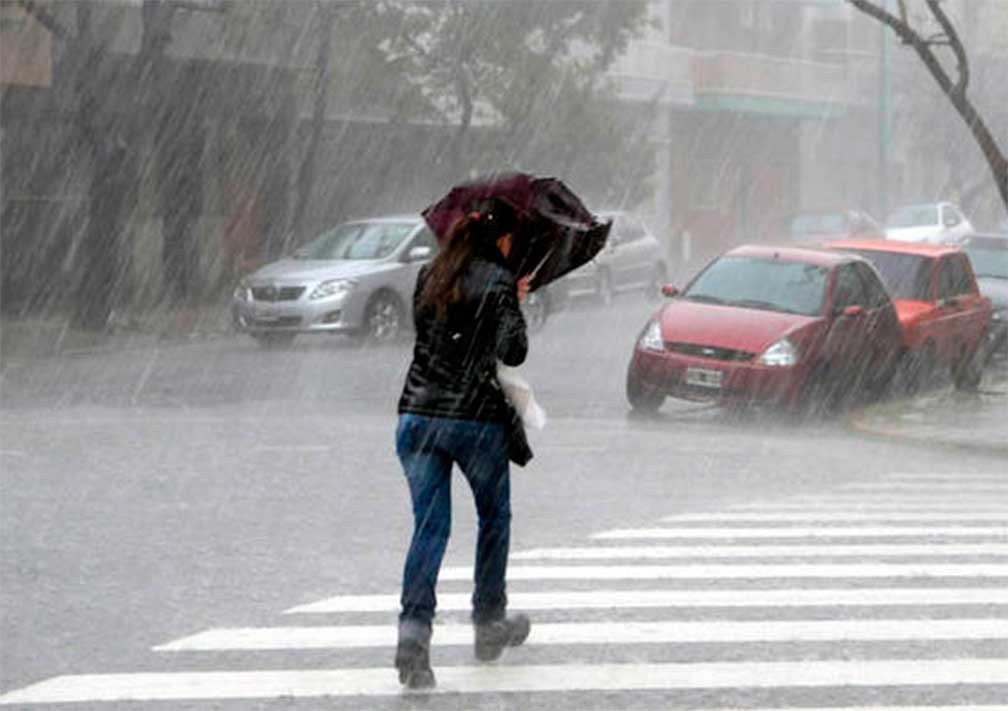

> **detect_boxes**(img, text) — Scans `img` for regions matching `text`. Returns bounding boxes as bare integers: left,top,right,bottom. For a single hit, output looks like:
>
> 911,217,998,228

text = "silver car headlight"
638,320,664,352
993,308,1005,322
310,279,356,300
233,279,251,301
758,338,798,367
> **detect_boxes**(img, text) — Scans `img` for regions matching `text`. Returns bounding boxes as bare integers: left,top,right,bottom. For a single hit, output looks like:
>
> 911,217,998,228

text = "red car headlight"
757,338,799,367
638,320,664,352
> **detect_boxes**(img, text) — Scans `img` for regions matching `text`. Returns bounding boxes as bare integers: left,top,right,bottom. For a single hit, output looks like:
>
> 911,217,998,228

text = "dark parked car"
962,233,1008,360
560,211,667,304
626,245,903,413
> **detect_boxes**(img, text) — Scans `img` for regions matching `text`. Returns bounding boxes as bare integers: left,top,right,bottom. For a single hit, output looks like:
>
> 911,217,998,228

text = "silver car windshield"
293,222,415,260
683,256,827,316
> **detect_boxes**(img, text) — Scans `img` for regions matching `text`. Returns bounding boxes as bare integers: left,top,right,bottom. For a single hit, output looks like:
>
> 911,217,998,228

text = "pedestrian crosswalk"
2,471,1007,708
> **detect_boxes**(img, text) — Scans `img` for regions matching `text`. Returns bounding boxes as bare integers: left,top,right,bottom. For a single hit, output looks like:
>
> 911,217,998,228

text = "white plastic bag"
496,361,547,430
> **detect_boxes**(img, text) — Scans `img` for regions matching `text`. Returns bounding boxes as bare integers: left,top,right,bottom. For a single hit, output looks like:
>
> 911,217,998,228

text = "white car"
884,202,974,244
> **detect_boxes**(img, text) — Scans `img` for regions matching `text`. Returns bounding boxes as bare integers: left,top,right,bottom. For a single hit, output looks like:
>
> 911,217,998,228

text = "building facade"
608,0,885,268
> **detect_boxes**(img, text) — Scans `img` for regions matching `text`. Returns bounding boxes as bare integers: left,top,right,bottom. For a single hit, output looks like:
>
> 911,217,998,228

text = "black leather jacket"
398,255,528,422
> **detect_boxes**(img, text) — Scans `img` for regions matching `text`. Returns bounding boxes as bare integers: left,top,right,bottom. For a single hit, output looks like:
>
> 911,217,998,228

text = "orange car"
829,239,992,389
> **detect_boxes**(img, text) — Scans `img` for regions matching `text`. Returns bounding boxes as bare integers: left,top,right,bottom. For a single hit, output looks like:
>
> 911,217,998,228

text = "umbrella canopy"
421,172,611,291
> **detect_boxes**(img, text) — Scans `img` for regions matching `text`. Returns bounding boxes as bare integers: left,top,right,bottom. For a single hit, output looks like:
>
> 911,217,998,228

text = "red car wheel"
626,362,664,413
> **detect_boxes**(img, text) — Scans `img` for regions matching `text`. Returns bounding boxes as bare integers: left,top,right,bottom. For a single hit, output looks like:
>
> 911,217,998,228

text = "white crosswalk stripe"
287,586,1008,613
733,496,1004,505
4,659,1008,704
593,525,1008,539
441,562,1008,580
155,618,1008,651
3,478,1008,708
511,543,1008,559
660,512,1008,522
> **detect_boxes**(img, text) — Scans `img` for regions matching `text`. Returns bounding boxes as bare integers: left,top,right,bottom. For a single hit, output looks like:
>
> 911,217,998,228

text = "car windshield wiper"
730,298,798,314
685,293,727,305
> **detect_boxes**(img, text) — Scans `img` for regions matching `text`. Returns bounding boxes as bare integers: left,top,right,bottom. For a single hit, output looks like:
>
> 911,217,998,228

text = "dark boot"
395,621,435,689
474,613,531,662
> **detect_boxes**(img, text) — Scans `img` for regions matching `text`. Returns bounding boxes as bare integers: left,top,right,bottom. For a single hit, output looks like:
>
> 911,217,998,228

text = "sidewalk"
848,365,1008,457
0,304,233,366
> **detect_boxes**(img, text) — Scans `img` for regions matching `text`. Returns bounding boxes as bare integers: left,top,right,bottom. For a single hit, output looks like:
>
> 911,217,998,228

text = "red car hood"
892,299,934,326
658,300,817,353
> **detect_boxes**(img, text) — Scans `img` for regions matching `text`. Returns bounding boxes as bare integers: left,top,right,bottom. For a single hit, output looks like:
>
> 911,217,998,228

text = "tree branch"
846,0,955,94
848,0,1007,212
16,0,69,40
925,0,969,94
847,0,912,41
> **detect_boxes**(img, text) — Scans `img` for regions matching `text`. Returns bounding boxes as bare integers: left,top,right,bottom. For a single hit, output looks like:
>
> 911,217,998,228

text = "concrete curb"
846,375,1008,458
846,409,1008,458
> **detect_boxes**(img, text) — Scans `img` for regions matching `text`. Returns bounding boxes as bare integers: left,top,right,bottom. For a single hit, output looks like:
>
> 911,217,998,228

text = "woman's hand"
516,276,531,305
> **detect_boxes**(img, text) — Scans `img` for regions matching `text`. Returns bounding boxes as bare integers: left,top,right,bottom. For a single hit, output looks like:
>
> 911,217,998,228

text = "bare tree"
848,0,1007,215
17,0,231,326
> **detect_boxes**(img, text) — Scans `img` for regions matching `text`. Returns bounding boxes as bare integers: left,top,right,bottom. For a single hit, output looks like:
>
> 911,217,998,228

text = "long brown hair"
419,214,479,318
420,199,518,318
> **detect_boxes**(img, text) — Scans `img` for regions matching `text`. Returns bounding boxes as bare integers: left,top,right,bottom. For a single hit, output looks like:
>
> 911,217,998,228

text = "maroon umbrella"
421,172,611,291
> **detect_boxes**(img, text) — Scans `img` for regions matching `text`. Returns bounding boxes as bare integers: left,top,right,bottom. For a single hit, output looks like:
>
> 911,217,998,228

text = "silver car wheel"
365,294,403,343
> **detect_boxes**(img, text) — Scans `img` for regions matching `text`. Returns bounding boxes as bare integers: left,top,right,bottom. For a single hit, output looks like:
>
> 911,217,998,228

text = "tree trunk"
289,2,335,251
69,4,131,330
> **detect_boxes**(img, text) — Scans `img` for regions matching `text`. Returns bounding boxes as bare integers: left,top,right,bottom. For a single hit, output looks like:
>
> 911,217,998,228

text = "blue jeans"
396,413,511,629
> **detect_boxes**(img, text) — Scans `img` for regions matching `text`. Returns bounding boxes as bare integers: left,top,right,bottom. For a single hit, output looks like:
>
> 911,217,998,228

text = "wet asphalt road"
2,295,1006,709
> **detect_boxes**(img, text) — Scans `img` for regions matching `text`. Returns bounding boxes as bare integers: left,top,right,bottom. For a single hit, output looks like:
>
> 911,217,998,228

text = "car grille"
251,286,305,302
665,341,755,362
251,316,302,328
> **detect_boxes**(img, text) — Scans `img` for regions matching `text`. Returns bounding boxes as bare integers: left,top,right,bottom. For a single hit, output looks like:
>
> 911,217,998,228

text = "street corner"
847,364,1008,457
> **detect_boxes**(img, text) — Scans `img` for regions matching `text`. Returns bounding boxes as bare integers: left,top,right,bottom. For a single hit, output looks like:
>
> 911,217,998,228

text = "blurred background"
2,0,1006,330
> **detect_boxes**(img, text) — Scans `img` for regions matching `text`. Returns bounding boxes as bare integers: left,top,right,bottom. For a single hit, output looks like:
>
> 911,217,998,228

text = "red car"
626,245,904,412
828,239,992,389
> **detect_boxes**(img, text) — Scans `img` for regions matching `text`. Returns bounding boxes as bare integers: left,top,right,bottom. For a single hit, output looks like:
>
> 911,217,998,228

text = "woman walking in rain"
394,197,532,689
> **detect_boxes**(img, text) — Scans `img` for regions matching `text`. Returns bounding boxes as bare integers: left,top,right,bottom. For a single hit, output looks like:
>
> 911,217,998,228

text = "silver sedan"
232,217,435,346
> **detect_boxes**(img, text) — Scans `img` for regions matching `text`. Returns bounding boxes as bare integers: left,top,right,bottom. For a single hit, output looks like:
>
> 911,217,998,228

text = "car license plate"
685,367,723,389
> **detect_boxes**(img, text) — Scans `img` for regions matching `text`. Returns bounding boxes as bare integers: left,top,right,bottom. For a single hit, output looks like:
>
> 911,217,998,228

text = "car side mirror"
406,246,433,262
661,284,679,298
943,215,959,228
841,305,865,318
